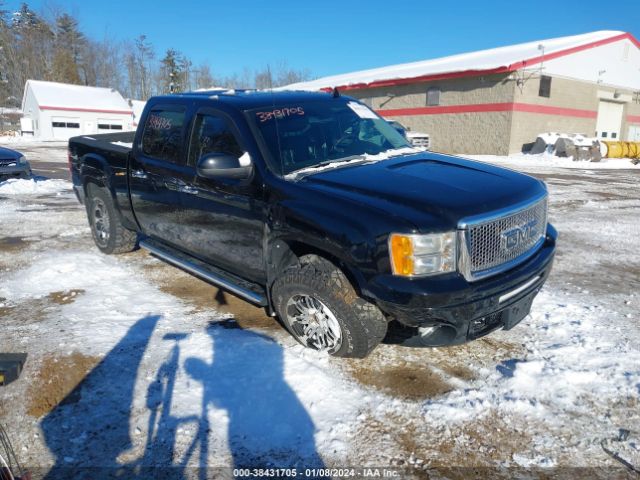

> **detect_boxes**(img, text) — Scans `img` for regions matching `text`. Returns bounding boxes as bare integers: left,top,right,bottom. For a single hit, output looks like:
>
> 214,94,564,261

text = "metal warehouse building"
21,80,134,140
287,31,640,155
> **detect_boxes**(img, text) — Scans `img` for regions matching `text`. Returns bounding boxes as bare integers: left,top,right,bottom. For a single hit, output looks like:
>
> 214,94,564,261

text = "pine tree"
160,48,183,94
12,2,40,31
51,49,81,84
53,13,85,83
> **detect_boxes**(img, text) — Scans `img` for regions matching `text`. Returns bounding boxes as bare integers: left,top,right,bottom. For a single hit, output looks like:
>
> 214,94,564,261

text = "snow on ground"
465,152,640,170
0,150,639,478
0,178,71,195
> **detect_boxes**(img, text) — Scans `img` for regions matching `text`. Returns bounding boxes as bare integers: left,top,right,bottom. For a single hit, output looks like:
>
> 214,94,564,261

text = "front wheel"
86,185,137,254
272,255,388,358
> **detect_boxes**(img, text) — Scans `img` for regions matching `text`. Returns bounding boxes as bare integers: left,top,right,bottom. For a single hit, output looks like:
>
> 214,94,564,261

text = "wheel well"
84,177,105,194
276,241,365,298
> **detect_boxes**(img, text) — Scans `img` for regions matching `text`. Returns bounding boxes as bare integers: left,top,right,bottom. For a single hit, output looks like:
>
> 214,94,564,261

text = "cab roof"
152,89,347,110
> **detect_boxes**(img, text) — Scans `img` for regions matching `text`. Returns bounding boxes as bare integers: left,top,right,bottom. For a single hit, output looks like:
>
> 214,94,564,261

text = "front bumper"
370,224,557,347
0,164,32,179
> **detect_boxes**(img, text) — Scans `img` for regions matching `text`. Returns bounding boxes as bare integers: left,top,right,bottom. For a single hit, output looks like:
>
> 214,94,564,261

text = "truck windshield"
248,100,411,176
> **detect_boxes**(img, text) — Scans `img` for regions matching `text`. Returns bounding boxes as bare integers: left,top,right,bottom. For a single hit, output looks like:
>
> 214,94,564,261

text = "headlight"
17,156,27,165
389,232,456,276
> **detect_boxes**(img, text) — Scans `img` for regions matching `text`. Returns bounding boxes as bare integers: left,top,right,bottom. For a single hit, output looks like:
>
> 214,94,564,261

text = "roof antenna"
332,87,340,98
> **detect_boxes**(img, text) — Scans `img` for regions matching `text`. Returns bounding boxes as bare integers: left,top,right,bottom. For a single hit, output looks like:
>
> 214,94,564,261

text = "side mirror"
196,152,252,180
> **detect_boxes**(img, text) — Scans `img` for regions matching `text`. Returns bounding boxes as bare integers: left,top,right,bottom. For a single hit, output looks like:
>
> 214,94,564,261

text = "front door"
129,104,191,249
178,109,265,283
596,101,624,140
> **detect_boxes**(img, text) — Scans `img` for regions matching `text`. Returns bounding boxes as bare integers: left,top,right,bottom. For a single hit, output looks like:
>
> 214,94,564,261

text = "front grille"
0,160,17,167
460,196,547,280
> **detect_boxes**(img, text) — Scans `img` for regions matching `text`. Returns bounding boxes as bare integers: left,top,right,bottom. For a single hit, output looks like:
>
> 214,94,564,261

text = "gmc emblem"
501,220,539,251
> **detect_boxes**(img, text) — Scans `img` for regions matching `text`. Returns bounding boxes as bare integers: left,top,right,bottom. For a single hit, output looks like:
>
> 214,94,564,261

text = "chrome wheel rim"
285,294,343,353
92,198,110,247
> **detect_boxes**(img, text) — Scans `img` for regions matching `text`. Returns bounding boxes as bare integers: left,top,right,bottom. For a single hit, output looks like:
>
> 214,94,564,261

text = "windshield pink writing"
147,114,172,130
256,107,304,123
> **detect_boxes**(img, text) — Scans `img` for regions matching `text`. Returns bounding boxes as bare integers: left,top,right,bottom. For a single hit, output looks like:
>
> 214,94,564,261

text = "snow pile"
0,136,65,146
528,132,602,161
0,177,71,195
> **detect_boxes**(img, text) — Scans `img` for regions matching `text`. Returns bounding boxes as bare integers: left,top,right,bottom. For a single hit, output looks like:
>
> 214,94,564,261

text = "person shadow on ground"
40,314,161,480
181,320,325,477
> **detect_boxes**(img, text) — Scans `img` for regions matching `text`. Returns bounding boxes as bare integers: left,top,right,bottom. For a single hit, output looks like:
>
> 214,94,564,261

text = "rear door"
178,108,265,282
129,103,193,249
596,101,624,140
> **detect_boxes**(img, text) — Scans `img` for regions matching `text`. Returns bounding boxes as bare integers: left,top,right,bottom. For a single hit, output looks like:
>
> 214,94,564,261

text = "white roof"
23,80,132,113
285,31,631,91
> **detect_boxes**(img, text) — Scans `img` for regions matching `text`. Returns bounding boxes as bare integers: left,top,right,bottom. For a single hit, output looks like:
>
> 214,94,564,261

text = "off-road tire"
272,254,388,358
86,184,137,254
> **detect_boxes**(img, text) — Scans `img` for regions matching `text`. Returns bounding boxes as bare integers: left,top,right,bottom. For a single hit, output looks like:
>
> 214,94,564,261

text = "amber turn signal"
389,234,415,276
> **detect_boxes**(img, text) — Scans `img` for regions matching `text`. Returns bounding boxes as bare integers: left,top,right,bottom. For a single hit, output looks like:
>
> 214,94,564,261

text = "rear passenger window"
188,113,244,166
142,107,186,163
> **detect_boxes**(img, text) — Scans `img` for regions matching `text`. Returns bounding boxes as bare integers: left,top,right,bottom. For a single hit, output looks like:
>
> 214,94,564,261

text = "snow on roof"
23,80,132,114
284,31,633,91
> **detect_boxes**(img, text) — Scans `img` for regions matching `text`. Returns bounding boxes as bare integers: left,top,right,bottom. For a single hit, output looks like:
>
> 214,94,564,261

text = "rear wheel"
86,185,137,254
272,254,387,358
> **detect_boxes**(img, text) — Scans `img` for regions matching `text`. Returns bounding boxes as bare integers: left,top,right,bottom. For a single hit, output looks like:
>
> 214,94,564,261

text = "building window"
427,87,441,106
601,132,608,138
52,121,79,128
611,132,617,139
98,124,123,130
539,76,552,98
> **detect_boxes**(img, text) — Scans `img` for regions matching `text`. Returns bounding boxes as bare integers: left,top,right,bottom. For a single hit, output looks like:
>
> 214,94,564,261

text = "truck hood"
296,152,547,231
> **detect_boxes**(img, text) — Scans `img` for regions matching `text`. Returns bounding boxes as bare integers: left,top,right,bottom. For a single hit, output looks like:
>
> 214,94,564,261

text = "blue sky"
7,0,640,78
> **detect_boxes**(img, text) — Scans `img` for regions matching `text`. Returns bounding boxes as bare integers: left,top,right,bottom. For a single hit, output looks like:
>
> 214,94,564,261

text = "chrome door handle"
179,185,199,195
131,169,148,179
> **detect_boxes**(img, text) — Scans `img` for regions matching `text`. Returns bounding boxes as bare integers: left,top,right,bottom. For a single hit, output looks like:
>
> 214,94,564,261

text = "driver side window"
188,113,244,166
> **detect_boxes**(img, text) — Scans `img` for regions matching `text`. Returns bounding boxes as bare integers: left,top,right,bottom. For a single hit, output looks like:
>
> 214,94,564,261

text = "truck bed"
70,131,136,154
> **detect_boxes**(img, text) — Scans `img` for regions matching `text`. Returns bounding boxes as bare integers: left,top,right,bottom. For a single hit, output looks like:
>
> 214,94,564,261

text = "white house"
21,80,134,140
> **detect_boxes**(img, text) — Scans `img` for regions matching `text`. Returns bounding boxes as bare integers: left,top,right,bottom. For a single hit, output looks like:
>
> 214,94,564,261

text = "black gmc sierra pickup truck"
69,89,556,358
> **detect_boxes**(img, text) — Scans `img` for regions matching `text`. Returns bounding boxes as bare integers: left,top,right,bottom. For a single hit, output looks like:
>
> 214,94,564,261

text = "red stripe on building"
511,103,597,118
40,106,133,115
328,32,639,92
377,102,597,119
378,103,513,116
628,115,640,123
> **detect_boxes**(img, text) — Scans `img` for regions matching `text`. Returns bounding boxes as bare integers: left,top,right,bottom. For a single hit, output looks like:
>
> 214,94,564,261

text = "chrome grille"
460,196,547,281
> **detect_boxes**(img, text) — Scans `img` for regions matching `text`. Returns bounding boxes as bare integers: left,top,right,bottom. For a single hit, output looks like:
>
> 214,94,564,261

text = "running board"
140,239,268,306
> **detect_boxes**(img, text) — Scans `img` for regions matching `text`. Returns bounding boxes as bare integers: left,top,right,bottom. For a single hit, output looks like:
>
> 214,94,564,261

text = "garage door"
97,119,124,132
51,116,81,140
595,101,623,140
